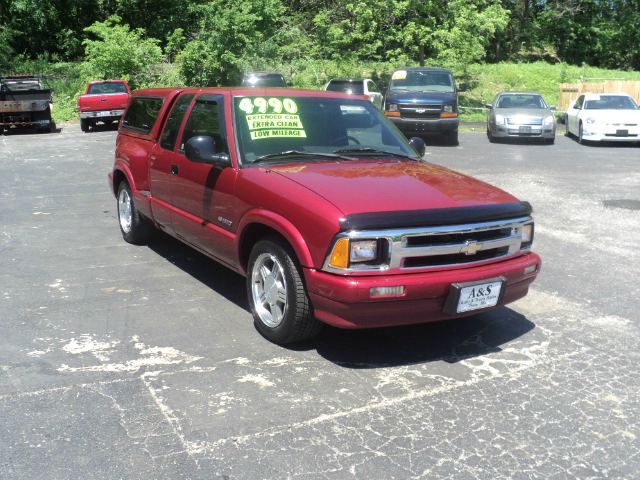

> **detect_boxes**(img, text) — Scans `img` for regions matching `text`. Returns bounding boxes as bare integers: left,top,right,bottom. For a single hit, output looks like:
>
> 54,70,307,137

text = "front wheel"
117,181,154,244
578,122,586,145
247,239,322,344
446,130,459,146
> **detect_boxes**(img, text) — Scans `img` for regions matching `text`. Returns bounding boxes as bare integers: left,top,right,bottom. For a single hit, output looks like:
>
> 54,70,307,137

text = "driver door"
170,93,238,266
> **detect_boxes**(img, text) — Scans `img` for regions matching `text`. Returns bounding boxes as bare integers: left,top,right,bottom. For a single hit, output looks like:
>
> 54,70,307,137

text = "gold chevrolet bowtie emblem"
461,240,481,255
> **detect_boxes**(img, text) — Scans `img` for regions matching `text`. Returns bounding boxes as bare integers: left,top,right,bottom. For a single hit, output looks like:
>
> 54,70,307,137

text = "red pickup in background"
77,80,130,132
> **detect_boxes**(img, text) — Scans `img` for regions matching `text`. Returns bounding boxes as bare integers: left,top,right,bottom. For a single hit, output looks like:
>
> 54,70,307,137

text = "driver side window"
179,97,227,153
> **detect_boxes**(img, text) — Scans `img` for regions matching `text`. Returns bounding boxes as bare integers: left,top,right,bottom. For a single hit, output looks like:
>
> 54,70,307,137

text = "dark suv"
383,67,462,145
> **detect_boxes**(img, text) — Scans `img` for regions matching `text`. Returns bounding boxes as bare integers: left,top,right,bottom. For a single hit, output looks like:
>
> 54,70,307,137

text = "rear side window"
122,97,164,133
327,81,364,95
159,94,195,150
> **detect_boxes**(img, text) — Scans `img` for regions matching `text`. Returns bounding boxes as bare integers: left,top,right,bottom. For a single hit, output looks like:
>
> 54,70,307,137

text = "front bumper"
304,252,540,329
79,109,125,119
491,124,555,139
389,116,459,135
581,125,640,142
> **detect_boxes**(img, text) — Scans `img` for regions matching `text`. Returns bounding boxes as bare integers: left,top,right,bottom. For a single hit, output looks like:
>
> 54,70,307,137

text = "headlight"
443,104,454,113
350,240,378,263
327,238,385,270
543,115,554,126
586,117,596,124
521,223,534,249
387,103,398,112
494,114,505,125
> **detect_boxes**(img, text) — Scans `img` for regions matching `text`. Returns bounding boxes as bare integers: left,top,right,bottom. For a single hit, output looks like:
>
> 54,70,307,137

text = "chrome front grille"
323,217,532,274
399,103,441,119
506,116,543,126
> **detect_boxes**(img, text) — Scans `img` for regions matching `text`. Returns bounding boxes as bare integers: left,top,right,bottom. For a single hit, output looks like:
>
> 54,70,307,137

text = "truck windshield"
389,70,454,93
233,96,418,164
88,82,128,94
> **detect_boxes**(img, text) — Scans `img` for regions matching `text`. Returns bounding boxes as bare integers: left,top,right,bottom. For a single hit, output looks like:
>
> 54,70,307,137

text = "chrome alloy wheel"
251,253,288,328
118,187,133,234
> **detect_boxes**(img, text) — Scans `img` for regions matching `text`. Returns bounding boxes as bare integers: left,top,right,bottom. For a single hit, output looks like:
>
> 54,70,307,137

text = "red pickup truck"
77,80,130,132
109,87,540,344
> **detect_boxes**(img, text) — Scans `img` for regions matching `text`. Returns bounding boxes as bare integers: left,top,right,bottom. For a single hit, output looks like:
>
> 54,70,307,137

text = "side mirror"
408,137,426,157
485,103,493,109
549,104,557,111
185,135,230,168
458,83,468,92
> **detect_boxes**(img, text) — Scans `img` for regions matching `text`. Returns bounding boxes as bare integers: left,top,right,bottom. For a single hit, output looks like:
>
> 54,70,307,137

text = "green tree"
177,0,285,86
81,16,163,87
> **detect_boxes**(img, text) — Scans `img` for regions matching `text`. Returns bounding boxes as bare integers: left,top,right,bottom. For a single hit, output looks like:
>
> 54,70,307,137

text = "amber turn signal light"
440,112,458,118
328,238,350,269
384,111,400,117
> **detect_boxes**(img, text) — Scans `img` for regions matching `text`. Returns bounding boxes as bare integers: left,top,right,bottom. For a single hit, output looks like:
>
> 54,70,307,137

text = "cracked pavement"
1,126,639,479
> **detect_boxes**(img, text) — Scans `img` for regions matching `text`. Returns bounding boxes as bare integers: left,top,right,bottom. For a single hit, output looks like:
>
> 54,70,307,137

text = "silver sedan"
486,92,556,144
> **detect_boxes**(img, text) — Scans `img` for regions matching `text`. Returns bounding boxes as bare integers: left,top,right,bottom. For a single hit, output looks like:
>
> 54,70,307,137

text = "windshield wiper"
332,147,416,160
252,150,355,164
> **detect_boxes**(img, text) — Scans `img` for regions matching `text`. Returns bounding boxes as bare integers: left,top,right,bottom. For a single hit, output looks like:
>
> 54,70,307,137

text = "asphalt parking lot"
1,125,639,479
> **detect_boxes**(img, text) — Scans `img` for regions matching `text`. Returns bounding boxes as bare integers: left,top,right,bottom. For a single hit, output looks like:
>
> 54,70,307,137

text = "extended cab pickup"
77,80,130,132
110,87,540,344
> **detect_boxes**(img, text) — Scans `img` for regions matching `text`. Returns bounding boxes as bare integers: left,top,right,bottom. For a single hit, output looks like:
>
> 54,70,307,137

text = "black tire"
565,120,570,137
247,238,322,344
446,130,459,146
487,128,496,143
80,118,89,132
116,181,154,245
546,137,555,145
578,122,586,145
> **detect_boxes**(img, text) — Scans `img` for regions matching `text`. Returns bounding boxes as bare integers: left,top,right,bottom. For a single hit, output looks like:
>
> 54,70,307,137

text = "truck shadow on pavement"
309,309,534,368
147,230,535,368
147,231,249,311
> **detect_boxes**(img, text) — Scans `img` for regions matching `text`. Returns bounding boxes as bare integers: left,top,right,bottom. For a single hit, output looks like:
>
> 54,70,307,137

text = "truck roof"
130,87,367,100
395,67,452,73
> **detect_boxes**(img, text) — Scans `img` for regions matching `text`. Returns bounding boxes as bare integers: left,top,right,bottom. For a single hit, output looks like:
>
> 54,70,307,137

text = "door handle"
170,164,179,175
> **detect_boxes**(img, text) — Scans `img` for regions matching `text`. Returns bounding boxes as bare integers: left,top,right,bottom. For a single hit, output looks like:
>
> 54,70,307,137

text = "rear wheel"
117,181,154,244
80,118,89,132
247,239,322,344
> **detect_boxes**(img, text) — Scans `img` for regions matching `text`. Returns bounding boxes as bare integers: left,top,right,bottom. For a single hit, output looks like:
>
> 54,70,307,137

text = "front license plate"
443,278,505,315
457,281,503,313
616,129,628,136
519,126,532,134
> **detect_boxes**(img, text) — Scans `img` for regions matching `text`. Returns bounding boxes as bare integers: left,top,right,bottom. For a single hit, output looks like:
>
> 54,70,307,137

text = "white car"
324,79,384,110
565,93,640,144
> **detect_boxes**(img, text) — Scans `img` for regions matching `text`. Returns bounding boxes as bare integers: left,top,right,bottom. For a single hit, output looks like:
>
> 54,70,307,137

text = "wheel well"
112,170,127,195
239,223,291,271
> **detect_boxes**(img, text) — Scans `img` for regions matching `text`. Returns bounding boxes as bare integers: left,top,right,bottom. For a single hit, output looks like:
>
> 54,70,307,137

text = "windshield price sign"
238,97,307,140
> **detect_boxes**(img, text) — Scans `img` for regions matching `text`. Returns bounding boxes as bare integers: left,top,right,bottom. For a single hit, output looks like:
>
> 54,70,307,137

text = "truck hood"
268,160,517,216
385,90,456,105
